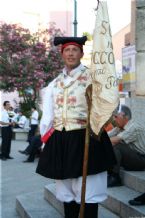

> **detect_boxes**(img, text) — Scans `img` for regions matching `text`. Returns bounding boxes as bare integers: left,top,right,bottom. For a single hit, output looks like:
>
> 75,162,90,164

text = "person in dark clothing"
27,106,39,143
22,135,42,162
19,126,40,155
18,144,32,155
128,192,145,206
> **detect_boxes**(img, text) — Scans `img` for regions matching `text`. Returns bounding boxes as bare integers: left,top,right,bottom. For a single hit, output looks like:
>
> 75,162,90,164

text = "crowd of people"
0,35,145,218
0,101,41,161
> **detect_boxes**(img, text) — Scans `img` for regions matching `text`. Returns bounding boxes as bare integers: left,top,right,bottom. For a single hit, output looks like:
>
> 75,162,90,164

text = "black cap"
54,36,87,46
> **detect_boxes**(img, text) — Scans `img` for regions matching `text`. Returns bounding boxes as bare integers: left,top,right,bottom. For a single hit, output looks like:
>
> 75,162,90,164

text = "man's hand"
10,122,15,126
110,136,121,146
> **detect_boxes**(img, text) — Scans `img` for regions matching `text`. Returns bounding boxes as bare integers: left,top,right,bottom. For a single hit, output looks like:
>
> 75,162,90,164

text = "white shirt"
40,82,55,135
11,113,19,123
31,110,39,125
0,109,10,127
118,120,145,155
18,115,27,128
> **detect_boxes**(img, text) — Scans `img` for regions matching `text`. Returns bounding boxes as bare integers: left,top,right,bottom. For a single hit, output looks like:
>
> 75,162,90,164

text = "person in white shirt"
0,101,14,160
14,111,27,129
108,105,145,187
27,106,39,143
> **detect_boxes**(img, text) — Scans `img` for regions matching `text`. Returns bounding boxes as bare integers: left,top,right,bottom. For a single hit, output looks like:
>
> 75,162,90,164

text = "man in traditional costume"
36,35,116,218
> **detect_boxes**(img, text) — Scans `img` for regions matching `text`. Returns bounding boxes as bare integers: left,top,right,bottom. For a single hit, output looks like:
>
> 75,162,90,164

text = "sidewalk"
0,139,54,218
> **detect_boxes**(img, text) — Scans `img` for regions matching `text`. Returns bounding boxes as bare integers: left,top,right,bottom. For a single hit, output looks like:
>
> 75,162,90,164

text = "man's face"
5,102,11,111
113,112,127,129
62,45,84,70
19,112,22,116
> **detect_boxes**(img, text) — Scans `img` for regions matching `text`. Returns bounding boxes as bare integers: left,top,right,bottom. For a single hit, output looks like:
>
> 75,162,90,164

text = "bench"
12,128,30,140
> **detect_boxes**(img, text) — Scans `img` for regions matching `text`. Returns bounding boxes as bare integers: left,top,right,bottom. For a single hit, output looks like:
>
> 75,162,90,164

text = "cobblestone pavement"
0,139,53,218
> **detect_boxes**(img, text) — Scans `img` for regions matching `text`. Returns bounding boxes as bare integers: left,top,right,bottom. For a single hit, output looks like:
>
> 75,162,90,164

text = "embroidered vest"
53,68,91,131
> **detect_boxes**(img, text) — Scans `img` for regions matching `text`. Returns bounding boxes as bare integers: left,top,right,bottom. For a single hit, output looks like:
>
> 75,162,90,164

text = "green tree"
0,22,64,115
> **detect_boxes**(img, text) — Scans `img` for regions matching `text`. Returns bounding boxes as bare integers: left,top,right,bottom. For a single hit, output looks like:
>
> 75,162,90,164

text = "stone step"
44,183,119,218
16,190,63,218
16,170,145,218
44,183,64,216
102,186,145,218
121,170,145,192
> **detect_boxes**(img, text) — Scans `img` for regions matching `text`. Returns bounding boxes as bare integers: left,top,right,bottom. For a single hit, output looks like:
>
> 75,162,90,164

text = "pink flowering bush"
0,22,64,114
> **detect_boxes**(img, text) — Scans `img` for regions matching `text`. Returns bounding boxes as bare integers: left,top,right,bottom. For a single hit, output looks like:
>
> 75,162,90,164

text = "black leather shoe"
23,159,34,163
0,156,7,161
18,150,29,155
128,193,145,206
6,156,14,159
107,174,122,187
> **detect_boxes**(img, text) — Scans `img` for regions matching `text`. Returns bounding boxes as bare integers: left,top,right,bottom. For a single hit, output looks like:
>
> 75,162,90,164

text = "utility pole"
73,0,78,36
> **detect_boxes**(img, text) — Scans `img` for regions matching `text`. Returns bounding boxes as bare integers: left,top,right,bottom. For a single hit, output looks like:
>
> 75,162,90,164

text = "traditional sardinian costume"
36,63,116,178
36,36,116,206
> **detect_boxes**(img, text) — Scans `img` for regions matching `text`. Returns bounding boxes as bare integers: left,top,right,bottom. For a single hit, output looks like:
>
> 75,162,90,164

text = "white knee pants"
55,171,107,203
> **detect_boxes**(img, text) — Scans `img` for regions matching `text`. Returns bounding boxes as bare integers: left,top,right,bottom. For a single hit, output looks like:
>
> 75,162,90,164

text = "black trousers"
112,142,145,174
27,135,42,161
27,124,38,143
64,201,98,218
1,126,12,157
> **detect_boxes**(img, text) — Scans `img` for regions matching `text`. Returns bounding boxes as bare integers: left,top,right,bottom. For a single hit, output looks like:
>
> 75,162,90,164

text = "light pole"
73,0,78,36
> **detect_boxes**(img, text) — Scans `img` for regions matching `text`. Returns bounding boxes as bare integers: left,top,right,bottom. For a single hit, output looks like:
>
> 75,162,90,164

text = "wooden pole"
79,85,92,218
79,118,90,218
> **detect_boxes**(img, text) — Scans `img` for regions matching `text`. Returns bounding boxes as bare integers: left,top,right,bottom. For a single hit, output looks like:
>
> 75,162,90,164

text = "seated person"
13,111,27,129
107,105,145,187
128,192,145,206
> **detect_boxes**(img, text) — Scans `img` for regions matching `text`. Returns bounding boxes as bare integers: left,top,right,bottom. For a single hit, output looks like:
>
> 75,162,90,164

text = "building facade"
113,0,145,124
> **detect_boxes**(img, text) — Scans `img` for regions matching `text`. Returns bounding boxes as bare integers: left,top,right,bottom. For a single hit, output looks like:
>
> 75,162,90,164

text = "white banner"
90,1,119,135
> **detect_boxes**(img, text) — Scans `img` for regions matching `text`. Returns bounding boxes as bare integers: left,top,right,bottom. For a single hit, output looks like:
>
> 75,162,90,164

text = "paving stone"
16,191,63,218
1,139,53,218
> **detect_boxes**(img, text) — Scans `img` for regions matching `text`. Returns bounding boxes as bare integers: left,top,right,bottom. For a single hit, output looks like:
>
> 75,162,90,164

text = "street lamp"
73,0,78,36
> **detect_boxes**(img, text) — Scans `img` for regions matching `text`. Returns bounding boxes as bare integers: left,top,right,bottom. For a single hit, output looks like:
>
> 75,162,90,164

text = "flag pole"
79,2,101,217
79,114,90,218
79,85,92,218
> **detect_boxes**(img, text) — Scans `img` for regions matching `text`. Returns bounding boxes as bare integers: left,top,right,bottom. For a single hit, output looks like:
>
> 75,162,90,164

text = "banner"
90,1,119,135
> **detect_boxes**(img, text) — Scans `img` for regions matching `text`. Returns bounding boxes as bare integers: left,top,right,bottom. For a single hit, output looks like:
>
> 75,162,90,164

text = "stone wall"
135,0,145,95
125,97,145,124
125,1,145,125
